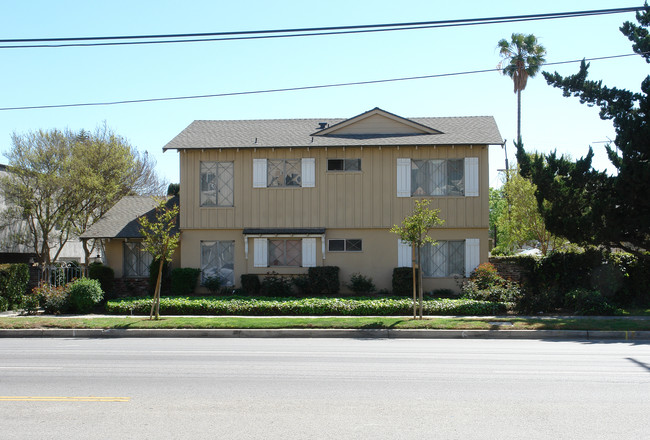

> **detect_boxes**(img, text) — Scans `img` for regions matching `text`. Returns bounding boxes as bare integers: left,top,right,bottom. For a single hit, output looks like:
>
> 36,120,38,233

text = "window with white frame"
253,237,317,268
200,161,234,207
327,159,361,172
328,239,362,252
397,157,479,197
123,242,152,278
253,158,315,188
200,241,235,286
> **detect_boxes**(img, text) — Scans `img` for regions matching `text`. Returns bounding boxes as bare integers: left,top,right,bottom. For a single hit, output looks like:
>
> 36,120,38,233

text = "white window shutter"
465,238,480,277
302,238,317,267
301,158,315,188
397,239,412,267
253,238,268,267
253,159,267,188
464,157,479,197
396,158,411,197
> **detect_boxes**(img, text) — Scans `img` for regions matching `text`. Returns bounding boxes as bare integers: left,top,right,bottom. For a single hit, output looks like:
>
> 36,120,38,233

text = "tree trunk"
418,246,423,320
517,89,522,143
150,257,164,320
412,246,417,319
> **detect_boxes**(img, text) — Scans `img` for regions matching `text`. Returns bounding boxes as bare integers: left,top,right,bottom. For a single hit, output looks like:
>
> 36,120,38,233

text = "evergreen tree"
517,7,650,258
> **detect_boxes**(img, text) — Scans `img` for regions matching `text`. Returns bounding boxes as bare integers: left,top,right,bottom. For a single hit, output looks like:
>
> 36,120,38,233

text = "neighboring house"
0,164,84,264
79,196,180,279
158,107,502,292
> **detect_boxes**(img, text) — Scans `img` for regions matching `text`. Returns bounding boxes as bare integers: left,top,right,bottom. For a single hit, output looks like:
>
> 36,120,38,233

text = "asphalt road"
1,338,649,439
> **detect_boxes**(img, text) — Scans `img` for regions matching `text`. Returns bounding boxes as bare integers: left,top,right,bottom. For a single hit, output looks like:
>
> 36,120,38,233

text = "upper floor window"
396,157,479,198
268,159,301,187
200,161,234,207
253,158,315,188
412,159,464,196
327,159,361,172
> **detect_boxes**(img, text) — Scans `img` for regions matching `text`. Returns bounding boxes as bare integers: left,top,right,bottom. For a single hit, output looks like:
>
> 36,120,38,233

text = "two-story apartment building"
161,108,502,292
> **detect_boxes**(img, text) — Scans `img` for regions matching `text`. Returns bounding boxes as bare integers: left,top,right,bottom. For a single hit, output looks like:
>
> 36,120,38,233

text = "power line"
0,53,642,112
0,6,645,49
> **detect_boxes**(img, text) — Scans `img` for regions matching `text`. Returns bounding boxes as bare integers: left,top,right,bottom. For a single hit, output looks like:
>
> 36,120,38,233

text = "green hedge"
0,263,30,310
105,296,507,316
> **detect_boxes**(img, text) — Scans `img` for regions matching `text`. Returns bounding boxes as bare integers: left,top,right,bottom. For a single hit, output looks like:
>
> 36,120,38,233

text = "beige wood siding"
180,146,489,231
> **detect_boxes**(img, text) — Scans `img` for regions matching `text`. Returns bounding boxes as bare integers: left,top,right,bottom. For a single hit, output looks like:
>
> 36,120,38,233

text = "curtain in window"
123,242,152,277
201,241,235,285
411,159,465,196
201,162,234,206
200,162,217,206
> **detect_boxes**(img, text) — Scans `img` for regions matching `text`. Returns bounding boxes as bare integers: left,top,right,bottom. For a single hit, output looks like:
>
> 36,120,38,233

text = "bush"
0,296,8,312
0,263,30,309
564,288,619,316
469,262,504,290
88,263,115,298
21,293,40,315
34,284,69,315
203,276,223,294
241,274,261,295
291,275,312,296
260,272,294,297
392,267,417,296
171,268,201,295
461,280,520,303
308,266,340,295
67,278,103,314
347,273,376,295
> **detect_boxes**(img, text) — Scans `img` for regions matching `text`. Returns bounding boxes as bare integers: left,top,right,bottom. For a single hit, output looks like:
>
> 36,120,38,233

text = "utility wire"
0,6,645,49
0,53,643,112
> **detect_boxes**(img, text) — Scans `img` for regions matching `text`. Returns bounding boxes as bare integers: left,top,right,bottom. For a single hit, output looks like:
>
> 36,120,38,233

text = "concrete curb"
1,328,649,340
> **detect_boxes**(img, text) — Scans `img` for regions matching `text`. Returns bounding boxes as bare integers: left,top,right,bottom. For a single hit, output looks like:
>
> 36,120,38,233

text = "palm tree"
497,33,546,143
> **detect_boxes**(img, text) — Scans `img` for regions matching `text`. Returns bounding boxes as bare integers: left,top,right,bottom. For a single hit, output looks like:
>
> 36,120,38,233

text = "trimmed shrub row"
105,296,507,316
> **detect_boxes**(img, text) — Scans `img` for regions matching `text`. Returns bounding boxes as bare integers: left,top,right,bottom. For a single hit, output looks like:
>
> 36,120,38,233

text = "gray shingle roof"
163,114,503,151
80,196,179,240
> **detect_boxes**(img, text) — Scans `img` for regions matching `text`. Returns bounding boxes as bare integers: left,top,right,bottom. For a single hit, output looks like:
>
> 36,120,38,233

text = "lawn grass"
1,316,650,331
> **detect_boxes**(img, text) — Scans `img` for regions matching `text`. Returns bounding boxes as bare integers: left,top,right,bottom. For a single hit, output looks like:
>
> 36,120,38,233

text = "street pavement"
1,338,649,439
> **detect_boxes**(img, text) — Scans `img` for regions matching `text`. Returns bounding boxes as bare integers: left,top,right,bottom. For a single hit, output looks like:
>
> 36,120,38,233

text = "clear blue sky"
0,1,646,188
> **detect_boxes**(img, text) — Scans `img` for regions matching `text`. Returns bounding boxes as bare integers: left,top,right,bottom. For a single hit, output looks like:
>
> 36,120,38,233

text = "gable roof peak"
311,107,442,137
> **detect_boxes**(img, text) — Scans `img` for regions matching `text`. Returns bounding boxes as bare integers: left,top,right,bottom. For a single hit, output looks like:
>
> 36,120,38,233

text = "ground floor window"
123,242,152,278
421,240,465,277
201,241,235,286
328,239,362,252
269,239,301,267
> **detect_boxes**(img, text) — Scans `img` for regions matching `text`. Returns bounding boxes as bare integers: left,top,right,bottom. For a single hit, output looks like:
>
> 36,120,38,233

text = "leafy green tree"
138,198,180,320
0,125,166,266
517,8,650,258
497,33,547,142
390,200,444,319
489,187,508,249
497,167,566,255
